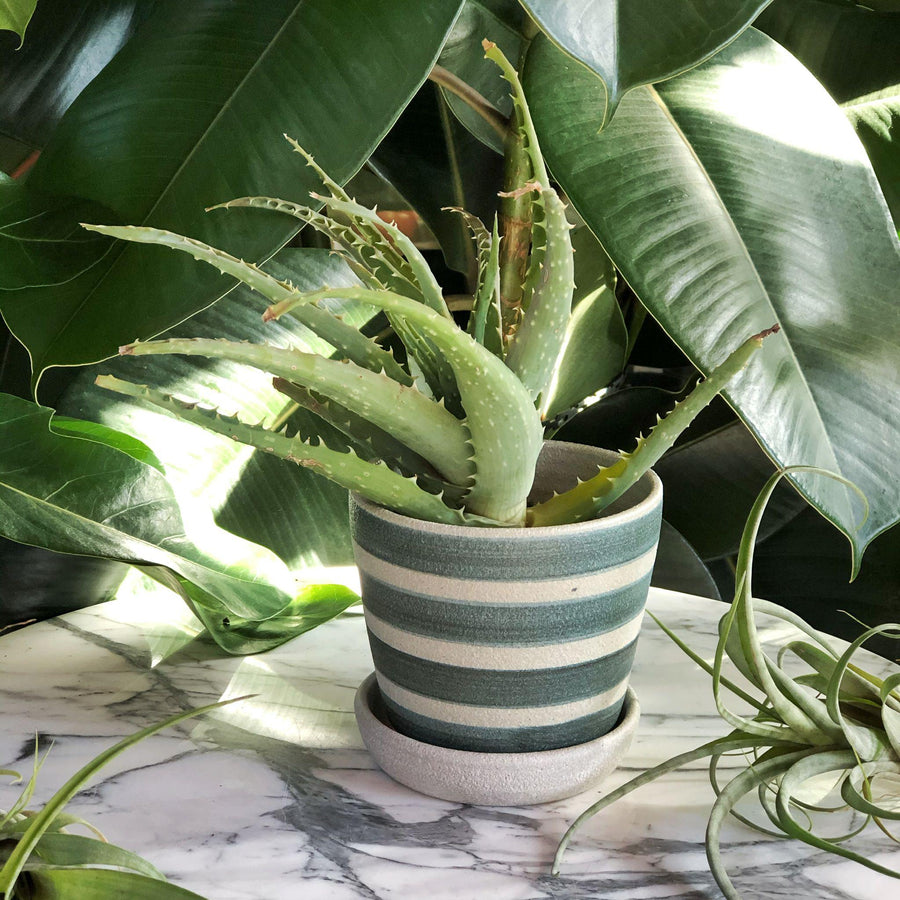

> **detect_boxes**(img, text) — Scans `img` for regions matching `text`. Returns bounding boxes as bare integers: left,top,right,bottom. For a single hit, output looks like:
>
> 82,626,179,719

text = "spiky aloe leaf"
96,376,485,527
484,41,574,402
267,285,543,524
114,337,472,487
271,378,441,480
450,208,503,356
80,223,411,386
529,327,778,525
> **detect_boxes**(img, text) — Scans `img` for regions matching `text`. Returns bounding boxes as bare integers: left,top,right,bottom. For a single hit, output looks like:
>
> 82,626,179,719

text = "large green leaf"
520,0,774,126
0,0,153,148
844,86,900,225
0,0,463,387
755,0,900,104
436,0,524,153
756,0,900,223
525,27,900,571
0,174,118,289
0,0,37,47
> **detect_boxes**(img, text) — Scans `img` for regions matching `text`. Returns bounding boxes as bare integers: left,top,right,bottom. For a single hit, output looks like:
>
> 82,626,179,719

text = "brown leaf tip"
753,323,781,342
482,39,496,53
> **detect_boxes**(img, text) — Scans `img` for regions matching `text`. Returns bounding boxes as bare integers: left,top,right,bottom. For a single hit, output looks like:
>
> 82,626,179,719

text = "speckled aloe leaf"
0,0,464,387
525,27,900,570
520,0,774,127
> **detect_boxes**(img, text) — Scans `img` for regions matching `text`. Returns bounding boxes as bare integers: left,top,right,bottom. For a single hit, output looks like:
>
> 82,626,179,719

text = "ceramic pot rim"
351,441,663,538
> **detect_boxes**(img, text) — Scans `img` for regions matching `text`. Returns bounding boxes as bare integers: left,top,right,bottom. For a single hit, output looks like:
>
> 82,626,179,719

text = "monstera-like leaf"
525,27,900,570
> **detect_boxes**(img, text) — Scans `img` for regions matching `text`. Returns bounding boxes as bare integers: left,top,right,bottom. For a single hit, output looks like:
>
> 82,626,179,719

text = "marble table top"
1,576,897,899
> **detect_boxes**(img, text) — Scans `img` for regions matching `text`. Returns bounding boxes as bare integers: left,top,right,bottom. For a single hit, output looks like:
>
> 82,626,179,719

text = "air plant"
85,43,774,529
553,466,900,899
0,698,245,899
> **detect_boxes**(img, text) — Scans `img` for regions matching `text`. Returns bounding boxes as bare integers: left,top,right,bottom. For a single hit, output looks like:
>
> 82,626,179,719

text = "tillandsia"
0,698,246,899
85,42,776,529
553,466,900,899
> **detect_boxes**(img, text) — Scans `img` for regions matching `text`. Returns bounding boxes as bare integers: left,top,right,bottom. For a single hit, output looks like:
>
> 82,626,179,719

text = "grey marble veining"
1,576,898,899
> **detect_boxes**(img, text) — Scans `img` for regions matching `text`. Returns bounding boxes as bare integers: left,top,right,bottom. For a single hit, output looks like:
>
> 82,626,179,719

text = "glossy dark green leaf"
844,86,900,225
521,0,774,126
0,0,464,386
48,416,164,473
0,0,153,148
755,0,900,104
756,0,900,223
651,520,721,602
370,83,504,280
753,509,900,660
526,28,900,570
0,0,37,47
654,420,807,560
0,174,118,290
437,0,524,152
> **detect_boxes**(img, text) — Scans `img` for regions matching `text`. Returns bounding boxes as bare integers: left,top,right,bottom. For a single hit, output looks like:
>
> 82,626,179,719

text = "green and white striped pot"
350,441,663,754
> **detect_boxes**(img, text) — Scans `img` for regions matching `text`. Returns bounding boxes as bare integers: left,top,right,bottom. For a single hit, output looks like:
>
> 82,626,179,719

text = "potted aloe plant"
83,44,775,774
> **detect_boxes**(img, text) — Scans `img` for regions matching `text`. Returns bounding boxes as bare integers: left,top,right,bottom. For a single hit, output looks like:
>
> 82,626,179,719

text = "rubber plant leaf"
0,0,464,387
520,0,774,127
525,27,900,570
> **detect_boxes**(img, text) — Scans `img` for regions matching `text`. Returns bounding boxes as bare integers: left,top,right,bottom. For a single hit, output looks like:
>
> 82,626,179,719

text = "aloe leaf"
525,26,900,569
112,336,472,488
269,285,543,524
484,41,574,402
3,0,465,383
521,0,773,128
0,697,245,895
95,376,477,527
25,867,208,898
774,750,900,879
452,209,502,354
530,328,773,526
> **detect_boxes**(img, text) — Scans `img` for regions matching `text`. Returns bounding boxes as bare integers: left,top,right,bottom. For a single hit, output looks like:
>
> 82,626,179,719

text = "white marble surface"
2,580,898,899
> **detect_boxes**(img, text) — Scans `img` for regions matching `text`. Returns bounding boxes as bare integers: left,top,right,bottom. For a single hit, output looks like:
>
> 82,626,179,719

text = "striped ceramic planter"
350,441,663,754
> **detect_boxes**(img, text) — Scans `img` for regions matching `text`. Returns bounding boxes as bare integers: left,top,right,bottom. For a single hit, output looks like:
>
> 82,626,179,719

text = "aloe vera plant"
84,43,773,530
553,467,900,898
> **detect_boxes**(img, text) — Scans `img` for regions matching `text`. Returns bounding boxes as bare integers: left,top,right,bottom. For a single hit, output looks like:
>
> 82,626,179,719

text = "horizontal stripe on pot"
367,632,638,707
350,502,661,579
358,570,653,644
365,608,644,669
352,545,657,604
377,674,628,752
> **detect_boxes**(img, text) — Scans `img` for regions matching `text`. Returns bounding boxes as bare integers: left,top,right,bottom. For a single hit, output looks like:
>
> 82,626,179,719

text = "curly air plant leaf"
553,467,900,899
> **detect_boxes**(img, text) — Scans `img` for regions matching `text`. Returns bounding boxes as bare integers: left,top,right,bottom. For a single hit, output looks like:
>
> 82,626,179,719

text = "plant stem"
428,65,508,140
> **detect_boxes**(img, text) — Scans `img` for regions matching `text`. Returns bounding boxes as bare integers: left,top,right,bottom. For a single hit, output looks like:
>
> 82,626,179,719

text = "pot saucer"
354,672,640,806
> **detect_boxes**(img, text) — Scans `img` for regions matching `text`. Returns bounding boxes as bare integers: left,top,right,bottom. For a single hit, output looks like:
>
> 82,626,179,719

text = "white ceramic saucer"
354,672,640,806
